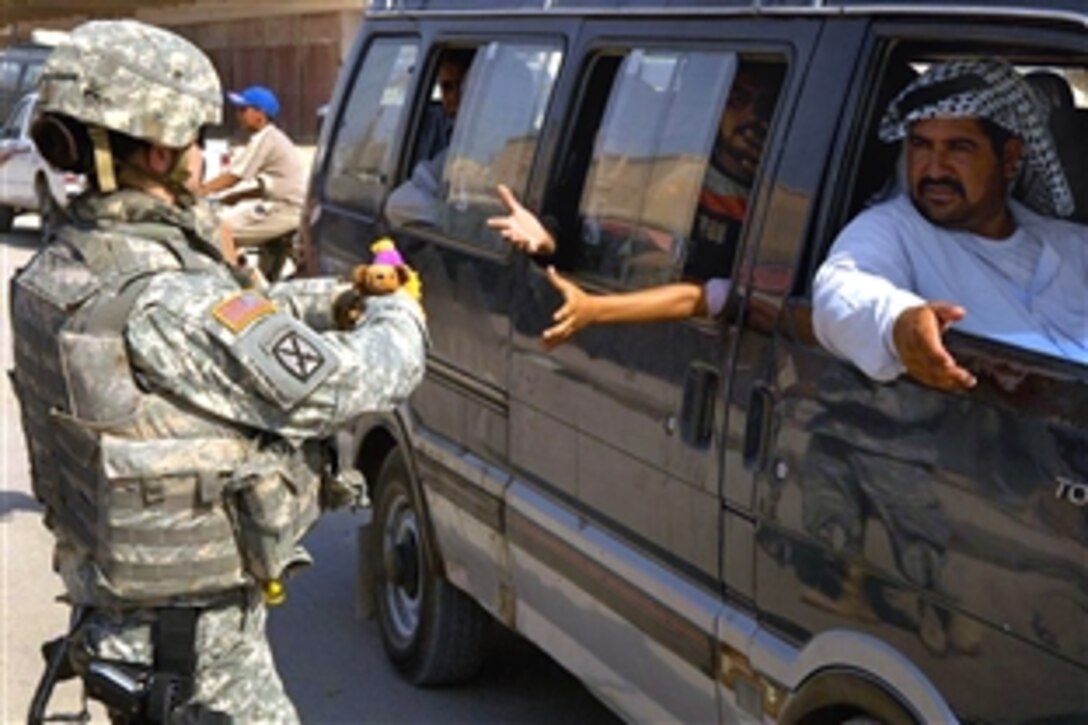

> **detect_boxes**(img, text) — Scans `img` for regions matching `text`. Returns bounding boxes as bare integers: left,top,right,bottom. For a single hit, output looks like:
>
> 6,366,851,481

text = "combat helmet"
38,19,221,148
34,20,221,192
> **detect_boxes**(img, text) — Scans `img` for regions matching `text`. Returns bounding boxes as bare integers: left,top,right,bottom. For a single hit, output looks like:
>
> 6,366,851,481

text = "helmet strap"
113,145,197,208
164,148,198,207
88,126,117,193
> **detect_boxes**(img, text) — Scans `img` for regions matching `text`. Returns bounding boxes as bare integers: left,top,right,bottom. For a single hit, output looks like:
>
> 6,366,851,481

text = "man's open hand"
487,184,556,255
892,302,977,392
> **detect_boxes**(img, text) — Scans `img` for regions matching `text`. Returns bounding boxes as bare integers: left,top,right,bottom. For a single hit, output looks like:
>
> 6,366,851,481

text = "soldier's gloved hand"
321,469,367,510
332,285,366,330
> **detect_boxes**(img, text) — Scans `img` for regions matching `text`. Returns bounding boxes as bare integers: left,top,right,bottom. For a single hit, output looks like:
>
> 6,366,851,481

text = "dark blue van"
303,1,1088,721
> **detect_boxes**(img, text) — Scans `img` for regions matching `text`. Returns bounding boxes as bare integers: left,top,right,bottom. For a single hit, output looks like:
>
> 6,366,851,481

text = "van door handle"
679,362,718,448
743,385,775,472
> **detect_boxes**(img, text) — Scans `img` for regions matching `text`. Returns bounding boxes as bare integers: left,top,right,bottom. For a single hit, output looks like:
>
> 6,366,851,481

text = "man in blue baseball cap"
228,85,280,118
201,84,306,278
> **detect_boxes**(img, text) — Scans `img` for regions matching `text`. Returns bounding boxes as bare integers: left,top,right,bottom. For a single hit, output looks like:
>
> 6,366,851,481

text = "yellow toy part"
263,579,286,606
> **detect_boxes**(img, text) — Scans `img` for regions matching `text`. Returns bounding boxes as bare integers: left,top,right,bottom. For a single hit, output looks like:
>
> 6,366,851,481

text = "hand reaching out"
892,302,977,392
487,184,557,255
541,266,597,349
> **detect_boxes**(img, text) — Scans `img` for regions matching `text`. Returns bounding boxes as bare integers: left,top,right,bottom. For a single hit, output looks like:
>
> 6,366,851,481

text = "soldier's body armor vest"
11,217,321,605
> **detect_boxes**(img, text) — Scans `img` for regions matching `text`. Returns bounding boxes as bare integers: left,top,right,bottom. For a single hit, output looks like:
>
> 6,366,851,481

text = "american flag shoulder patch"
212,292,276,334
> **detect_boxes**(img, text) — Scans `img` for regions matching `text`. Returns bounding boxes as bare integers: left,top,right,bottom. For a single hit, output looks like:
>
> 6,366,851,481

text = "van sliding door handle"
743,385,775,472
679,362,718,448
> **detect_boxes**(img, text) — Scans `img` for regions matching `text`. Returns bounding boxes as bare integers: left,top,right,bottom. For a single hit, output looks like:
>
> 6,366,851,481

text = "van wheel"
0,205,14,233
373,450,485,685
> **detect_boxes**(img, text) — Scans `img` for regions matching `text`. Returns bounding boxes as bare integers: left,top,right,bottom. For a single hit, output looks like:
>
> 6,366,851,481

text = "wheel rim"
381,488,424,646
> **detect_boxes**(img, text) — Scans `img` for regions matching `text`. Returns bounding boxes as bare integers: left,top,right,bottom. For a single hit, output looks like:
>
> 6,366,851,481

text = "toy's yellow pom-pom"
404,268,423,302
370,237,397,255
264,579,286,606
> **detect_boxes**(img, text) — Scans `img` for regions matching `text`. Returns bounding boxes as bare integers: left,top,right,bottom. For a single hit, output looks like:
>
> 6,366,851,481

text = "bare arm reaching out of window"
489,184,717,348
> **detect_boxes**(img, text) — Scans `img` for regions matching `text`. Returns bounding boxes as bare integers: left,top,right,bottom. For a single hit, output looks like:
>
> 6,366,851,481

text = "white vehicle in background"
0,92,82,232
201,135,232,184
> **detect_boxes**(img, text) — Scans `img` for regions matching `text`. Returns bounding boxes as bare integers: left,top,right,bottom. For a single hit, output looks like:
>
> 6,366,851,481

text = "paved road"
0,215,619,724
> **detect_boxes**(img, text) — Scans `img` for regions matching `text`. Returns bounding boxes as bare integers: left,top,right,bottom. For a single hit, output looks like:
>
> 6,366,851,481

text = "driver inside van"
489,62,784,347
812,58,1088,392
384,49,475,228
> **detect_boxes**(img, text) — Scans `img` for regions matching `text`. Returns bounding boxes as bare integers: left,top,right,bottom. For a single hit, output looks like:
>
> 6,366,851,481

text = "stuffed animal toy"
334,237,423,329
353,238,414,295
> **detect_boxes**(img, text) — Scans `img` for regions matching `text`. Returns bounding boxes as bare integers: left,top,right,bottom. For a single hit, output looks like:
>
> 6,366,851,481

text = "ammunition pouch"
230,442,324,583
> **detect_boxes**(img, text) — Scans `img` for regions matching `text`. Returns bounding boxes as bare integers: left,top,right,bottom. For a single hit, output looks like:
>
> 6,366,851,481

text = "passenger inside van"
415,48,474,162
813,58,1088,392
489,62,784,347
384,49,475,228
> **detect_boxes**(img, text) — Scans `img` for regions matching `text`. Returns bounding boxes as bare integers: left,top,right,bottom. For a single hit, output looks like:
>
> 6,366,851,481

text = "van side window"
820,46,1088,370
324,39,419,217
844,53,1088,227
572,51,786,290
386,41,563,253
413,47,476,167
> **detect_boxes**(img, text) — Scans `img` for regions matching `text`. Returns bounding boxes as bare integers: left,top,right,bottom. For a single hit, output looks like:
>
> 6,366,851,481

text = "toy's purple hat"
371,239,405,266
373,248,404,266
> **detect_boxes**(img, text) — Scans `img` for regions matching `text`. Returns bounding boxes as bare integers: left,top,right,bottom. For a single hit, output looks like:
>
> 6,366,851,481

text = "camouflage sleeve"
125,272,427,440
266,277,352,331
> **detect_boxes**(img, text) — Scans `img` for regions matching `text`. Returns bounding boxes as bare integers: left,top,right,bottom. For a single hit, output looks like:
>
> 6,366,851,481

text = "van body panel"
766,629,958,723
753,321,1088,723
508,10,823,593
506,482,724,722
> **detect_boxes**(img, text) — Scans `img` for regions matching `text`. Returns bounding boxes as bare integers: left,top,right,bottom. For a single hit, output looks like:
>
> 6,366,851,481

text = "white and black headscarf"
880,58,1074,219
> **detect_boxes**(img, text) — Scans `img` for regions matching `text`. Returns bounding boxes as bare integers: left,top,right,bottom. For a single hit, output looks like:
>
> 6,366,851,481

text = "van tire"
0,205,14,233
373,450,485,685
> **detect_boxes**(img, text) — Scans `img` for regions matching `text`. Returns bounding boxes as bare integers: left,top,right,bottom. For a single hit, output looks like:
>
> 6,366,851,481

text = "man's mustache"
918,177,965,198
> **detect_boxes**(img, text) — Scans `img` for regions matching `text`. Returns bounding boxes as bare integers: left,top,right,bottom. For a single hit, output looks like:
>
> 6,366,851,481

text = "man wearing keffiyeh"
813,57,1088,391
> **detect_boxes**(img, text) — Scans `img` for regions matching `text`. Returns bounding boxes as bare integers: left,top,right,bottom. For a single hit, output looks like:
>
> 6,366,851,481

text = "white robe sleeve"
812,202,927,382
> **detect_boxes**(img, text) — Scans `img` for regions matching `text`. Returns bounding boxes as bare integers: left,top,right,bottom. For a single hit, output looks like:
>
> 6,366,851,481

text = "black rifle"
28,607,199,725
27,607,89,724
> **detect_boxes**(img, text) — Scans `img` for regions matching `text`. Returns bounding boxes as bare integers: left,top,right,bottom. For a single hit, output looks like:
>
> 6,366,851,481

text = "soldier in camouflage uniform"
12,20,426,724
